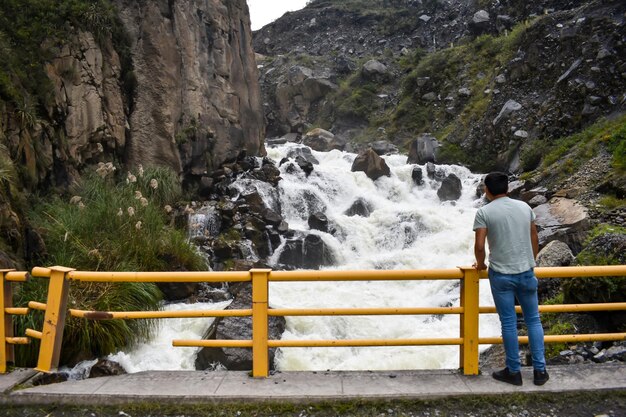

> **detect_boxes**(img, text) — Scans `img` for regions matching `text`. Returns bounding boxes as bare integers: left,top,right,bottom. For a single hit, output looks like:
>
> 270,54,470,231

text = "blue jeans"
488,268,546,373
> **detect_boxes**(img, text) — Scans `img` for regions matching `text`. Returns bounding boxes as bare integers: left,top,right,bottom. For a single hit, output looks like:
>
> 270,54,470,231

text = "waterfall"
111,143,500,372
257,144,500,371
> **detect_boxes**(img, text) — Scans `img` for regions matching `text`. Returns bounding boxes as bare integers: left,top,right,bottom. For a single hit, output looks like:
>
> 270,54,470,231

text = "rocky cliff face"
113,0,265,181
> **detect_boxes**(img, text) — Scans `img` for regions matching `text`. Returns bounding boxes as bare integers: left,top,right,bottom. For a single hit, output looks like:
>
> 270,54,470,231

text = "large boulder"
277,234,335,269
195,283,285,371
370,140,398,156
351,148,391,181
533,198,590,253
302,128,345,152
437,174,462,201
407,134,440,164
362,59,388,81
535,240,575,301
469,10,491,35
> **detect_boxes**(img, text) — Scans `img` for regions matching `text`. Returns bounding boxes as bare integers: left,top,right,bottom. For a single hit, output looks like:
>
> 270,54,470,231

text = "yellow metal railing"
0,269,30,373
4,265,626,377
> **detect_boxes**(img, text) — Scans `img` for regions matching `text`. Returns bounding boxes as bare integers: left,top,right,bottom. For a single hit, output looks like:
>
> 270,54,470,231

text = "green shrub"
14,165,205,366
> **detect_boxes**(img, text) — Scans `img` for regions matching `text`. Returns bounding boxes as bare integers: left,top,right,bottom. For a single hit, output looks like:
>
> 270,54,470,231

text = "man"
473,172,549,386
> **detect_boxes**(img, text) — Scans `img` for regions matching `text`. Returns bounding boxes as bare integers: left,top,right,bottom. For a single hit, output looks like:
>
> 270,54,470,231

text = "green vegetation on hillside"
13,165,206,366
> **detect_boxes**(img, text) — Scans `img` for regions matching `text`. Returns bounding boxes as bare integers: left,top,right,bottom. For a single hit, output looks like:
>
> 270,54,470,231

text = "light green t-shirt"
473,197,536,274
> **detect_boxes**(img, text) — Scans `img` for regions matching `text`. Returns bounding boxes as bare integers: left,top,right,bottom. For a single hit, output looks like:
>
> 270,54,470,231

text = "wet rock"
351,148,391,180
286,146,319,165
261,208,283,227
277,234,335,269
88,359,126,378
411,166,424,186
195,283,285,371
407,134,439,164
345,198,372,217
308,212,329,233
437,174,462,202
295,156,314,176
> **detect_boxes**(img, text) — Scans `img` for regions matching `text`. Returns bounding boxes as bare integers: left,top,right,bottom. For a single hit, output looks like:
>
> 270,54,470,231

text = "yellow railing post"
459,267,480,375
0,269,14,373
36,266,74,373
251,268,271,378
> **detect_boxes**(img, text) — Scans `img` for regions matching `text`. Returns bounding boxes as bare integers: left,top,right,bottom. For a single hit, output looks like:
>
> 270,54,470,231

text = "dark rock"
308,212,329,233
88,359,126,378
295,155,314,176
407,134,439,164
351,148,391,180
286,146,319,165
303,128,345,152
411,166,424,186
437,174,462,201
241,191,267,213
195,283,285,371
426,162,437,179
261,208,283,227
345,198,372,217
277,234,335,269
370,140,398,155
157,282,199,301
198,176,214,197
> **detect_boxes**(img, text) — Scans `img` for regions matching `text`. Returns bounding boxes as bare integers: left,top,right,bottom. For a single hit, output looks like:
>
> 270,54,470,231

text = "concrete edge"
2,388,626,407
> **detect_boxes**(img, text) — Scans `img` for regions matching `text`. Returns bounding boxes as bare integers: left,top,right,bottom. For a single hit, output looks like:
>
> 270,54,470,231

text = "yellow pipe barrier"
0,269,28,373
28,301,47,311
268,338,464,348
269,306,463,316
6,337,30,345
5,308,28,315
173,339,253,348
4,271,28,282
480,333,626,345
25,329,43,340
479,302,626,314
534,265,626,278
69,309,252,319
23,264,626,377
270,269,464,281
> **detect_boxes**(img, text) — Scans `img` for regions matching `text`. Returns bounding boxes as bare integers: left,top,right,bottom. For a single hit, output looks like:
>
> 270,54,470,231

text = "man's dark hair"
484,172,508,195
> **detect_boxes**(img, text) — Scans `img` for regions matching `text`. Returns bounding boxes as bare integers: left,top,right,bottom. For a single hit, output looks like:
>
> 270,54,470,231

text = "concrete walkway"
1,363,625,405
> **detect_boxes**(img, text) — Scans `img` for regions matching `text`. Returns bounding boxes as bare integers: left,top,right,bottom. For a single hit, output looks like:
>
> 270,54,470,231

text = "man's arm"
530,222,539,259
474,228,488,270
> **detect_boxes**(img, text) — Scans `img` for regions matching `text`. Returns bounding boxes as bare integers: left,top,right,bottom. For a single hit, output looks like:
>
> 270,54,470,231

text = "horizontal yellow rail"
28,301,47,311
481,333,626,344
6,337,30,345
173,339,253,348
4,271,28,282
534,265,626,278
25,329,42,340
270,269,464,281
268,338,464,348
479,302,626,314
69,308,252,320
269,306,463,316
32,267,250,283
4,307,28,315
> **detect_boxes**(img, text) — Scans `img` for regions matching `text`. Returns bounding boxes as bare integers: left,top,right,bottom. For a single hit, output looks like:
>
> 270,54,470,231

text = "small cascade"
188,204,221,242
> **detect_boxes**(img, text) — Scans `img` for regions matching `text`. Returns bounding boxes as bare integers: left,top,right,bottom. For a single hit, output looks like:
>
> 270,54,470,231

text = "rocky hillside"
253,0,625,215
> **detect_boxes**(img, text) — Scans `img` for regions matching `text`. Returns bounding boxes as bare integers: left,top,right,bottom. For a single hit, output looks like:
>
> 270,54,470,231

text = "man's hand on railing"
473,262,487,271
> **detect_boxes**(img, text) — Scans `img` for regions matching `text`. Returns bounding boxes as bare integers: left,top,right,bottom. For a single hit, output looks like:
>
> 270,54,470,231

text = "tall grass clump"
15,163,206,366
